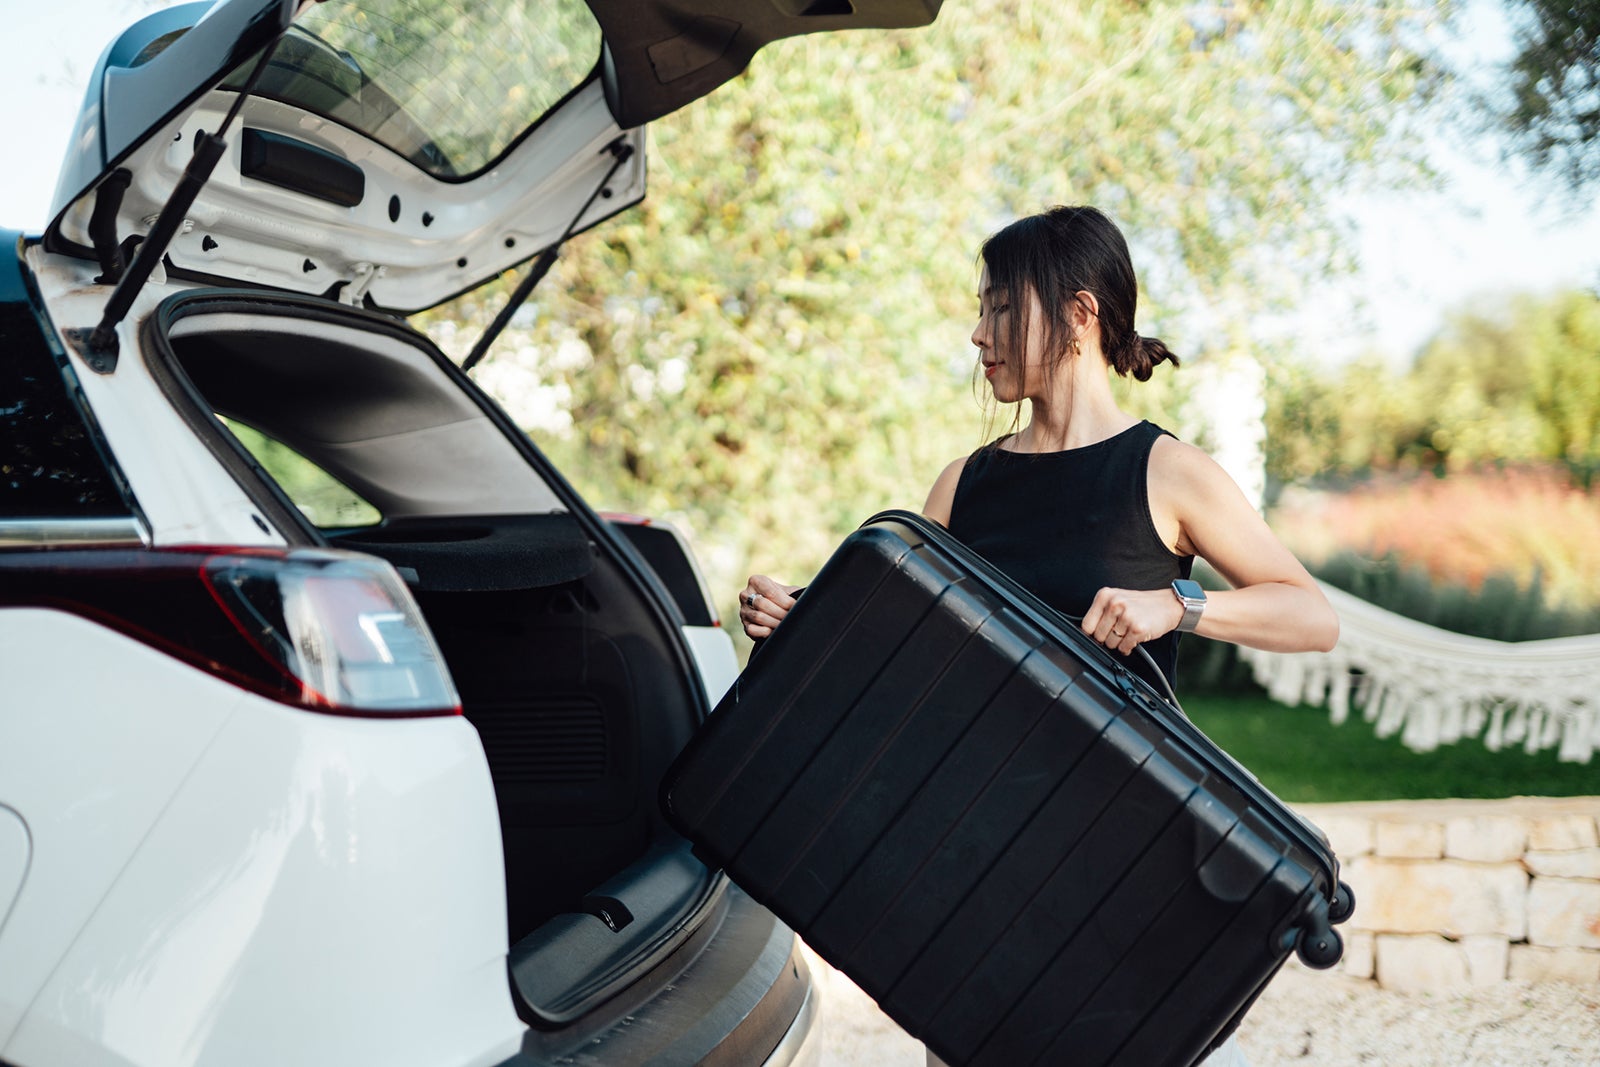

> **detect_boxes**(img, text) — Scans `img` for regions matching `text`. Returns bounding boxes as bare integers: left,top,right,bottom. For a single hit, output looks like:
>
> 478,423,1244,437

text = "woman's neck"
1013,359,1136,452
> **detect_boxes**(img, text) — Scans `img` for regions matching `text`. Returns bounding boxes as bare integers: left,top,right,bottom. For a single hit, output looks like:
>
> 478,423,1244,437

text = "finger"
1080,593,1106,637
738,579,792,635
751,575,797,611
1091,594,1133,648
1096,605,1127,647
740,593,788,627
739,581,770,613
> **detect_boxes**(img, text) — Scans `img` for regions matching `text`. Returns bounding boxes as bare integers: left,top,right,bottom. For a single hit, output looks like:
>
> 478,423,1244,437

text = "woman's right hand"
739,575,800,639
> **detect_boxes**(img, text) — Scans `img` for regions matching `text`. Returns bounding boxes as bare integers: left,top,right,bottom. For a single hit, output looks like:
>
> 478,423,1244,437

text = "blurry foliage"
1494,0,1600,191
1265,288,1600,487
1312,550,1600,640
1411,289,1600,473
223,420,381,529
1182,476,1600,697
1270,465,1600,629
423,0,1451,612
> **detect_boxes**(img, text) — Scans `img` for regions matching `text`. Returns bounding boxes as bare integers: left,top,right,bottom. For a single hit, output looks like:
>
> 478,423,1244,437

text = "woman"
739,205,1338,1066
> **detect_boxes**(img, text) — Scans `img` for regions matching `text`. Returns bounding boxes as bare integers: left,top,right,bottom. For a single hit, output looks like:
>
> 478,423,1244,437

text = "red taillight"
598,511,653,526
1,546,460,717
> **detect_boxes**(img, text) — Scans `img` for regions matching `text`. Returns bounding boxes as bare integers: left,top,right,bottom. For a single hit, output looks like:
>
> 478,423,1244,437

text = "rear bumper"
504,886,817,1066
762,978,822,1067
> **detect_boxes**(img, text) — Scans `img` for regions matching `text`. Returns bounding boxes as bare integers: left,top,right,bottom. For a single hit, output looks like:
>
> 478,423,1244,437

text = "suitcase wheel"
1328,880,1356,925
1295,922,1343,969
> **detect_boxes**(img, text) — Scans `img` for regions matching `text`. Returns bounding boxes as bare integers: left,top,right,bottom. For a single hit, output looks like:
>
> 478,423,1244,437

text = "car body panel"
0,809,28,948
23,246,284,547
0,609,521,1067
587,0,944,130
47,0,296,228
506,886,815,1067
50,80,647,314
0,609,248,1052
684,624,740,706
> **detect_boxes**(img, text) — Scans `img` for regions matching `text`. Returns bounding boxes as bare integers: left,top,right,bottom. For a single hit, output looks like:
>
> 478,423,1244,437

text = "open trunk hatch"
45,0,943,314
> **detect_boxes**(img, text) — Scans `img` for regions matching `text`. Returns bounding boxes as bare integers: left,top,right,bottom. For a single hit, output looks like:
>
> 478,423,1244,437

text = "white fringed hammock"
1236,583,1600,764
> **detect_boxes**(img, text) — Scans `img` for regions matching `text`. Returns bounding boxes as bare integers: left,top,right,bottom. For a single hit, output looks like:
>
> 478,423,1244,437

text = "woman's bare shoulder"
1149,433,1234,500
922,455,970,527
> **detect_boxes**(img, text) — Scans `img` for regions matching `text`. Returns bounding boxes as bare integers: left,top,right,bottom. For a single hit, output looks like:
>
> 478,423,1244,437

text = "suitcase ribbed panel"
663,511,1342,1067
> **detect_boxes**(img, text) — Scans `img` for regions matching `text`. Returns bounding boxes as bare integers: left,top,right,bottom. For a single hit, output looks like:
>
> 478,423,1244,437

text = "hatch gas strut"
461,137,636,374
69,35,285,374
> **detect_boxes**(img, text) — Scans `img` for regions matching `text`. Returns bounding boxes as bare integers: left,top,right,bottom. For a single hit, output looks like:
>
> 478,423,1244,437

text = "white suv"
0,1,942,1065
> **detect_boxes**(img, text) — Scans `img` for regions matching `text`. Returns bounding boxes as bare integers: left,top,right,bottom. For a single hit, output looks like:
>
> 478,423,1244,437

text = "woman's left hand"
1082,586,1184,655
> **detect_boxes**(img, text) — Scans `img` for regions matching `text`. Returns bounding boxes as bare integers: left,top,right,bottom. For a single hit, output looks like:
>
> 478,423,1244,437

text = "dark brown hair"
980,205,1179,383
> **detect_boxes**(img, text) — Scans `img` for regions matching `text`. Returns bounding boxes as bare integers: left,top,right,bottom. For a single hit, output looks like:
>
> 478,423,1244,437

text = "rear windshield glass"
226,0,603,179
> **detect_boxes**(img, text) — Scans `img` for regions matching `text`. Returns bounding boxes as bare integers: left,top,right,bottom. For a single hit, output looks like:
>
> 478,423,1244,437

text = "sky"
3,0,1596,370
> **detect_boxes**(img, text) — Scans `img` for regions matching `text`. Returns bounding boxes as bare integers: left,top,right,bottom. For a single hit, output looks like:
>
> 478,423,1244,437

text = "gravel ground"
806,948,1600,1066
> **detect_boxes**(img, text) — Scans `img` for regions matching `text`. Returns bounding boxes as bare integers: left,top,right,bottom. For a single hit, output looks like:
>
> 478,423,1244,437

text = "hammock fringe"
1237,583,1599,764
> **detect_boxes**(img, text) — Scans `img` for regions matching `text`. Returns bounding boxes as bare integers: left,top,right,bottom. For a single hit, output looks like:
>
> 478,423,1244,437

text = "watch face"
1173,578,1205,601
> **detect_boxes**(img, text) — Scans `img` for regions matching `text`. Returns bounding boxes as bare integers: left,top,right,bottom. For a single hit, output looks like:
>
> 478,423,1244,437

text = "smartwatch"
1171,578,1206,633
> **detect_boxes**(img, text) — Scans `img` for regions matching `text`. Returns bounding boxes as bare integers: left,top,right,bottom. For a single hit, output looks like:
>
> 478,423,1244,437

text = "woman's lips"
984,361,1003,378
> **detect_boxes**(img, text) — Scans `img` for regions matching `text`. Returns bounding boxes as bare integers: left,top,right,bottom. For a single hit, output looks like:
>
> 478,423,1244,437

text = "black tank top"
946,420,1194,691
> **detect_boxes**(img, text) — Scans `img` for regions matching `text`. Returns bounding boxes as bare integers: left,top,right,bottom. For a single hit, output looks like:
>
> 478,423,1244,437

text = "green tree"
1409,289,1600,469
1496,0,1600,190
1264,288,1600,483
1525,289,1600,465
1264,355,1427,485
429,0,1453,609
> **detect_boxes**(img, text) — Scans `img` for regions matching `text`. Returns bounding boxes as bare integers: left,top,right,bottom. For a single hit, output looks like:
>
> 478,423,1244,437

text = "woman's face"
972,267,1050,404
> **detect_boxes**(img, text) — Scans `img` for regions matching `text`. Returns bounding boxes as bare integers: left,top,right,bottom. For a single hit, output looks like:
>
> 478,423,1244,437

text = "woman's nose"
971,316,989,349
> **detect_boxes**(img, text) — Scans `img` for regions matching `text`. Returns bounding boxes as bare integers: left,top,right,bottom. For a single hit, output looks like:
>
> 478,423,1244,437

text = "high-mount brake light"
0,547,460,717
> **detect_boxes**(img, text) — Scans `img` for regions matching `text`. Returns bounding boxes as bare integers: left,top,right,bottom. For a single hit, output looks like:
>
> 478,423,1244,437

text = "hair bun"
1121,332,1179,382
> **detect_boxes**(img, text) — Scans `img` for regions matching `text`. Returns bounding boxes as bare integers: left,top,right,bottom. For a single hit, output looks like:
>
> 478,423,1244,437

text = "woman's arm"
1083,437,1338,655
922,456,966,528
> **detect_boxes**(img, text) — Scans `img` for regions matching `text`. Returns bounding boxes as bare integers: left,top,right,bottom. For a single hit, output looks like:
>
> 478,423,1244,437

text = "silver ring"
745,593,759,608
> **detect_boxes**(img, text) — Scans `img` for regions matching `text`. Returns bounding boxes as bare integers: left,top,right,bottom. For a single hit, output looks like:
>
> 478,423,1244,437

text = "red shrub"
1271,467,1600,612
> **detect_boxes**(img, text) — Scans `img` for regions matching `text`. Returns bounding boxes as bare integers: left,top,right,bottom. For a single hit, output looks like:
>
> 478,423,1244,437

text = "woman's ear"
1072,290,1100,326
1070,290,1101,345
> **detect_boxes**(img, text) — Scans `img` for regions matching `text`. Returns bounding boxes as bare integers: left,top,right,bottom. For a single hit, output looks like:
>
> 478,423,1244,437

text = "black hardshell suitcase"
662,510,1353,1067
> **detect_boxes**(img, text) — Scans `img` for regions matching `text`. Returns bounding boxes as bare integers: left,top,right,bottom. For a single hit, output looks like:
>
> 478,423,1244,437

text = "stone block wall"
1294,797,1600,992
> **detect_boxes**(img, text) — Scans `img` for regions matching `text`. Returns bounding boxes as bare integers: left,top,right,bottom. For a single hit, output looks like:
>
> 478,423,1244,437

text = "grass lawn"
1181,691,1599,804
